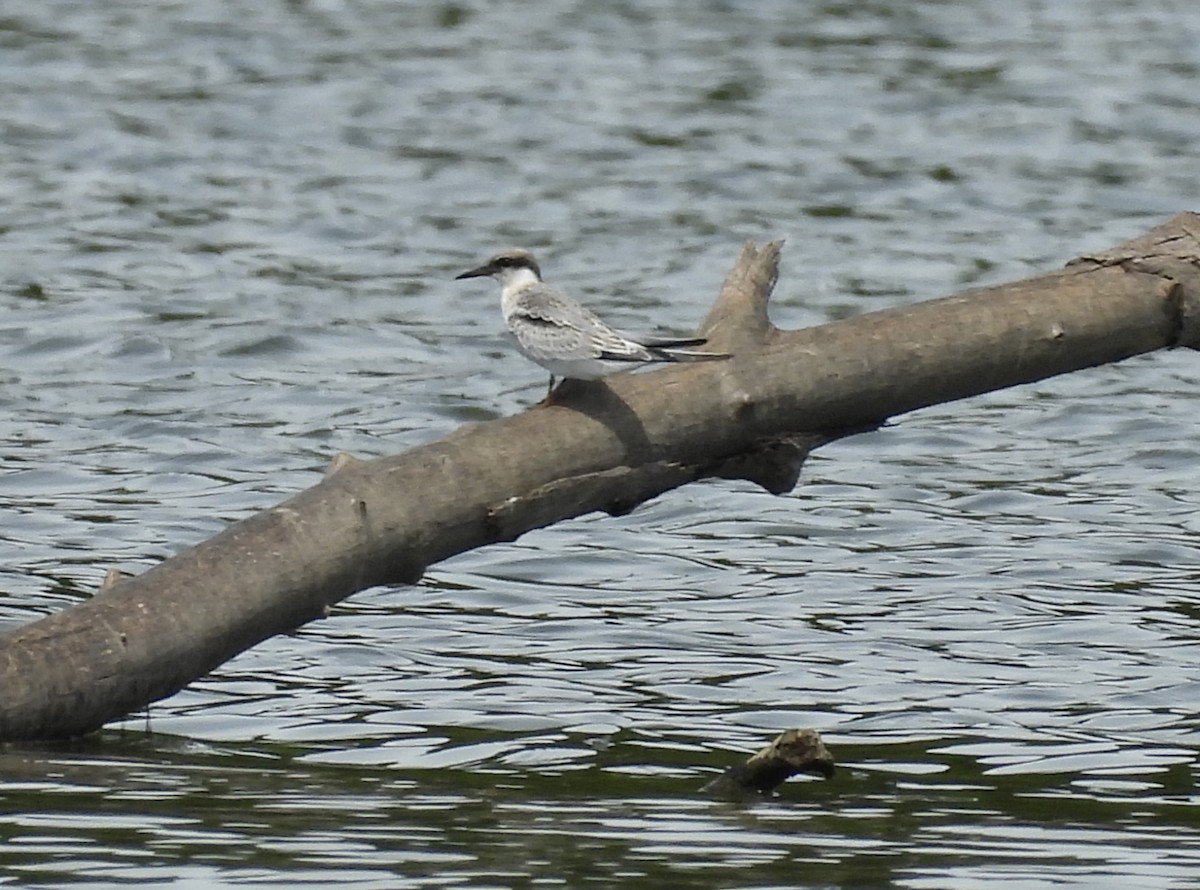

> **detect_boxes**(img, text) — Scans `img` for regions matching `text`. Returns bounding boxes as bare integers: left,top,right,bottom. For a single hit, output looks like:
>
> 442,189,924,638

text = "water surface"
2,1,1199,886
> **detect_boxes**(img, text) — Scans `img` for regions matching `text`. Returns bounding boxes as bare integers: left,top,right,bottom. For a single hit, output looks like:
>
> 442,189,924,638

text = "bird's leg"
537,375,560,407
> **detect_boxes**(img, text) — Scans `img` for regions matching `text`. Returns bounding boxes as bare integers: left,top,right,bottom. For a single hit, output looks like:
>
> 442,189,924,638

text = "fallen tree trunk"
2,213,1199,742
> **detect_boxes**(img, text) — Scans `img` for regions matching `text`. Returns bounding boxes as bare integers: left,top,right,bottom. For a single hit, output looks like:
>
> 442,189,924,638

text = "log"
2,213,1199,742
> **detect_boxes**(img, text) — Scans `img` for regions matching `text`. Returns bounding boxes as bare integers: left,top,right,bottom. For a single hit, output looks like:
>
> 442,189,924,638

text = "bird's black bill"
454,264,493,280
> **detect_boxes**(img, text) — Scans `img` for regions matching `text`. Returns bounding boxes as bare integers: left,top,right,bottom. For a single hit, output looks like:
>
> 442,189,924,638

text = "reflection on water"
2,0,1200,886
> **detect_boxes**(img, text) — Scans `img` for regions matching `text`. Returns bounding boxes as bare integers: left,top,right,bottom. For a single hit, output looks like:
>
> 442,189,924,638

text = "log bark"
2,212,1199,742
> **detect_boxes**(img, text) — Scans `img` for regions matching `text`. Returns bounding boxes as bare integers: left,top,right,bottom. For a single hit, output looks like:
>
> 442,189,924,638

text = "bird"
454,248,729,397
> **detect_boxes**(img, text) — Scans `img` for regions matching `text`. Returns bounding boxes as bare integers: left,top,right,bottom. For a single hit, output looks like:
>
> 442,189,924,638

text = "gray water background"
2,1,1200,887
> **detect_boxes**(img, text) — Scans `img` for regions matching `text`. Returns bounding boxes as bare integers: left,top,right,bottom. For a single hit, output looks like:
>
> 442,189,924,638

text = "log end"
1065,211,1200,350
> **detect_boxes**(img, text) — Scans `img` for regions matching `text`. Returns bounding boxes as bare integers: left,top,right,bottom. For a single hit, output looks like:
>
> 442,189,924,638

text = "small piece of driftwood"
703,728,835,797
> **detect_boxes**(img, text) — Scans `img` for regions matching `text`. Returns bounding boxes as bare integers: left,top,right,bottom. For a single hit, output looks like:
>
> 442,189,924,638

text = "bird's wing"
509,285,657,362
508,286,602,360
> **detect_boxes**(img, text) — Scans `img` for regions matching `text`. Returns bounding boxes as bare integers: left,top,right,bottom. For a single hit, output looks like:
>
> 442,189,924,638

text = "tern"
454,248,728,396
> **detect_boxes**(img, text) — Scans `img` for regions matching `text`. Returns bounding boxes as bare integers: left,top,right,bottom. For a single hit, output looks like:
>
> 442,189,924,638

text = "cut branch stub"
696,239,809,491
698,239,784,353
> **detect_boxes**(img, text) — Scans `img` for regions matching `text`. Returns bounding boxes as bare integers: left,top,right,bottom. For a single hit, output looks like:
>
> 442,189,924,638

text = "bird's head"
454,248,543,289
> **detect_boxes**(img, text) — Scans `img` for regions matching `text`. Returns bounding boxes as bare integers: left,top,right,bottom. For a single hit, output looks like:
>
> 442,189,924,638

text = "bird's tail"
656,346,730,363
638,335,709,349
643,336,730,363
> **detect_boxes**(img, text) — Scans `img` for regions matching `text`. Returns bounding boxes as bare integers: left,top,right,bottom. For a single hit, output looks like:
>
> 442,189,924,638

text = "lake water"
2,1,1199,887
